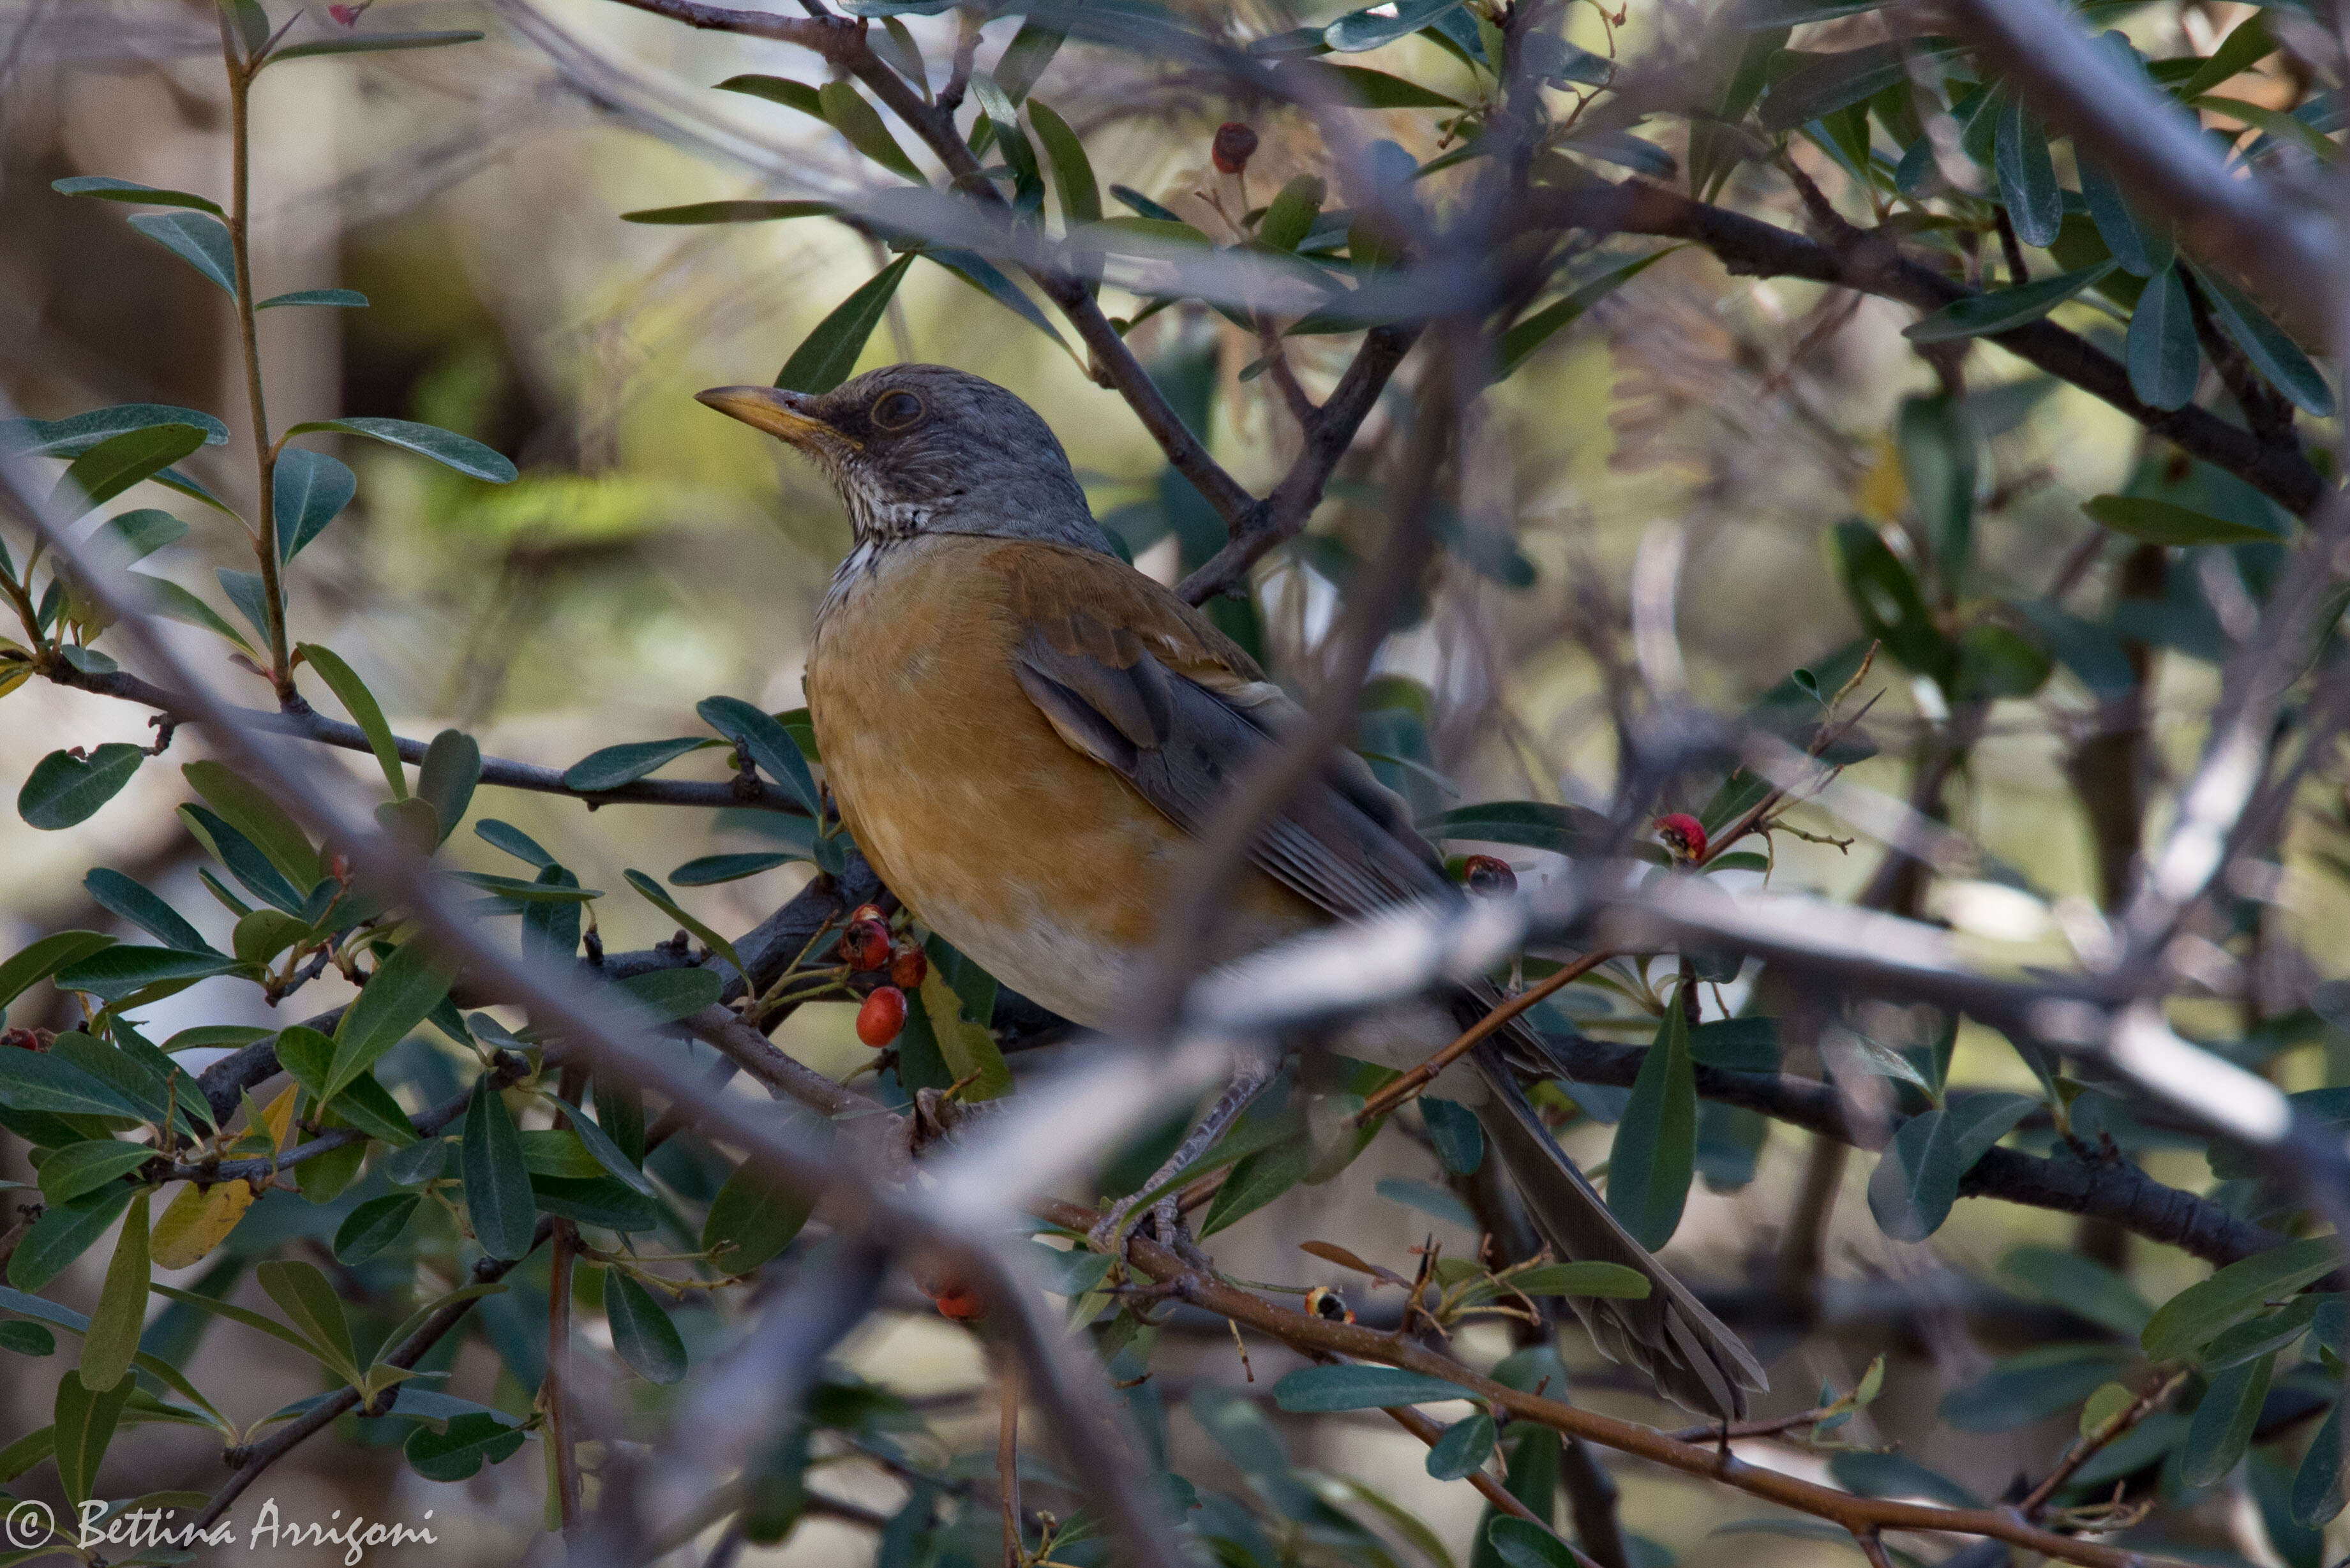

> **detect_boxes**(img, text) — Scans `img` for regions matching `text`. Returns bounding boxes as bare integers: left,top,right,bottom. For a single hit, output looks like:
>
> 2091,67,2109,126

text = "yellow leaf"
151,1179,257,1270
2079,1380,2135,1437
1853,433,1906,523
918,969,1012,1102
258,1082,299,1157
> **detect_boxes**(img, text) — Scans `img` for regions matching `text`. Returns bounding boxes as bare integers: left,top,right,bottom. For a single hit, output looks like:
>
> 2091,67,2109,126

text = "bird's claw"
1088,1192,1189,1262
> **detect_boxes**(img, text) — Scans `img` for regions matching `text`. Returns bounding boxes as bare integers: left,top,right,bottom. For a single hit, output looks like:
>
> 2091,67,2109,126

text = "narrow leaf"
126,211,237,295
775,254,917,394
818,79,927,183
52,175,223,216
461,1079,537,1261
2126,263,2200,411
620,199,837,225
603,1269,688,1384
297,643,405,798
1273,1363,1476,1412
2083,493,2278,546
283,417,518,482
1607,1001,1696,1248
327,943,453,1101
561,736,713,792
255,288,368,309
79,1192,150,1393
269,29,485,60
1905,263,2117,343
272,447,357,564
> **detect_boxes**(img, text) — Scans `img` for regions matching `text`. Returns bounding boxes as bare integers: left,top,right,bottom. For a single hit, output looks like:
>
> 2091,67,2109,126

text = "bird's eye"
871,391,924,430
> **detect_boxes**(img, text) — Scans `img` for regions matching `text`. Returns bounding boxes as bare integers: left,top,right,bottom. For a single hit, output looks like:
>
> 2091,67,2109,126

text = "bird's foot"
1088,1191,1190,1262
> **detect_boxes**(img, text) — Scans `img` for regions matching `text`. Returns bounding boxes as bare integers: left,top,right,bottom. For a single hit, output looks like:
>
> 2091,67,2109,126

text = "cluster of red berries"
837,904,926,1047
0,1027,49,1052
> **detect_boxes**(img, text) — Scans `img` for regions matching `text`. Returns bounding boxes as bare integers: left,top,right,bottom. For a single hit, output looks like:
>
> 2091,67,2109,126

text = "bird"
697,364,1767,1418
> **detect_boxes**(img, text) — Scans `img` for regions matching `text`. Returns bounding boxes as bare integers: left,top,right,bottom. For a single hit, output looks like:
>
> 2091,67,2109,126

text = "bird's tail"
1468,1042,1766,1419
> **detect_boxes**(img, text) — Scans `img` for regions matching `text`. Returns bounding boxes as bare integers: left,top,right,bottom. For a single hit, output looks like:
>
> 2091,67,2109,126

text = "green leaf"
622,870,745,983
272,447,356,564
2291,1400,2346,1525
179,804,304,915
0,1322,54,1356
418,729,480,844
1426,800,1608,856
126,211,237,295
613,967,724,1026
283,417,518,482
18,745,144,831
1905,262,2117,343
0,932,114,1015
269,29,485,61
1285,59,1463,108
10,1184,137,1292
1374,1176,1476,1228
0,1047,146,1125
334,1193,420,1264
0,402,228,459
603,1269,688,1384
216,567,274,642
1994,96,2062,247
79,1192,149,1393
1497,248,1682,379
1830,518,1951,683
1486,1516,1583,1568
141,576,255,653
2001,1244,2153,1336
1426,1411,1496,1480
1326,0,1465,52
461,1079,537,1261
714,74,823,116
405,1410,526,1481
2083,493,2279,547
327,943,453,1101
553,1104,654,1196
2182,1350,2275,1488
50,946,239,1004
696,696,822,817
1867,1093,2036,1241
670,851,802,885
1201,1137,1312,1237
1028,100,1100,228
52,1365,135,1504
1507,1262,1651,1299
2143,1239,2340,1362
275,1026,418,1146
920,246,1068,350
1273,1363,1476,1412
256,1258,359,1379
530,1174,657,1232
297,643,405,798
1759,41,1928,131
775,254,916,395
52,175,224,216
1257,175,1328,253
51,423,209,516
703,1156,812,1274
2191,265,2335,416
1607,1001,1696,1249
92,507,189,567
620,198,838,225
182,759,321,887
2125,262,2199,412
560,736,714,792
817,79,926,183
2179,13,2277,98
35,1141,156,1207
475,818,556,868
1938,1345,2133,1431
255,288,368,309
2079,157,2171,278
86,870,208,955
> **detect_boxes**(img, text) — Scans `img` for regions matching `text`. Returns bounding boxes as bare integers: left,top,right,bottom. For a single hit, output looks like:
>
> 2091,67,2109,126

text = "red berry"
846,903,886,926
1460,855,1517,897
1654,812,1709,863
890,946,928,990
327,1,365,22
857,985,907,1047
839,919,891,971
1212,121,1259,175
931,1280,985,1320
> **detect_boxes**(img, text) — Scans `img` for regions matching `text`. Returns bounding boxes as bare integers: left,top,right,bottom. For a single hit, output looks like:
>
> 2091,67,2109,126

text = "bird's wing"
1000,542,1447,920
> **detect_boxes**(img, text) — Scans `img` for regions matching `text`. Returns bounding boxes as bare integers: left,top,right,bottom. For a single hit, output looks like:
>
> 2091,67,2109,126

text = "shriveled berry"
890,946,928,990
1460,855,1516,897
1212,121,1259,175
857,985,908,1047
0,1028,41,1052
839,919,891,971
846,902,887,927
1654,812,1709,863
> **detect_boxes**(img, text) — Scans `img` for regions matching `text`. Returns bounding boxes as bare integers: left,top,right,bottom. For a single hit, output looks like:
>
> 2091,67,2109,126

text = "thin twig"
1349,948,1617,1127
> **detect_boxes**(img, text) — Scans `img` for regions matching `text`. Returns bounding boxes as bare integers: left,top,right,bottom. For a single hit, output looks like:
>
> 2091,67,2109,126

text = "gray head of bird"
697,364,1114,555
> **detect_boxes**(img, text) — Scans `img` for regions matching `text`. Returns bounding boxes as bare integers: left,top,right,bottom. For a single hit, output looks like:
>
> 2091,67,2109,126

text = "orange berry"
889,946,928,990
857,985,907,1047
932,1281,985,1320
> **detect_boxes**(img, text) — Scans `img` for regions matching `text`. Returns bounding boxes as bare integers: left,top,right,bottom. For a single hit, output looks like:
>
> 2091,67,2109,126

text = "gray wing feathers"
1014,625,1768,1417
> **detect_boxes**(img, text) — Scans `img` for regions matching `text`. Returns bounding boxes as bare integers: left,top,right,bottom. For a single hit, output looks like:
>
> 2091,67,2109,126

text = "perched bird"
698,364,1767,1417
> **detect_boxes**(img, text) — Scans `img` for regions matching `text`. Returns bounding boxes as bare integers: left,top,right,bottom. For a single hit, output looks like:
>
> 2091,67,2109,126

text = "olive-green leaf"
817,79,927,183
19,745,145,830
715,73,823,117
2082,494,2279,547
2291,1399,2346,1525
1028,100,1100,228
35,1140,156,1207
79,1191,149,1393
2192,265,2335,417
1994,95,2062,247
1904,263,2116,343
696,696,822,817
1426,1411,1496,1480
701,1157,811,1275
0,930,115,1014
670,851,803,885
334,1193,421,1264
126,211,237,296
52,1366,134,1504
52,175,225,216
1507,1262,1652,1299
327,943,453,1101
2182,1350,2275,1488
2126,263,2199,412
418,729,480,844
620,199,839,225
297,643,405,798
560,736,714,792
461,1079,537,1262
256,1258,359,1379
182,759,320,887
1272,1363,1476,1412
283,417,518,482
10,1184,136,1292
273,447,356,564
775,253,916,394
255,288,368,309
1866,1093,2037,1242
603,1269,688,1384
1607,1000,1696,1249
51,423,209,516
269,29,486,61
2143,1239,2340,1361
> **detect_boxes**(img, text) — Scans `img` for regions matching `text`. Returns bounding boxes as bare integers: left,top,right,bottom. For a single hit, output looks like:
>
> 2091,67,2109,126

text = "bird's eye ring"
871,391,924,430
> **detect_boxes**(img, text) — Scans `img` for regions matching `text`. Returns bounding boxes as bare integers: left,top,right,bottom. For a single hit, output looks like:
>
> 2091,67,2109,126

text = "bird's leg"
1089,1058,1276,1261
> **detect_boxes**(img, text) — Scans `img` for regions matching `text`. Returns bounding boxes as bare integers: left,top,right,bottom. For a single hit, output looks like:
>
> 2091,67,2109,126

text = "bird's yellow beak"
694,385,858,451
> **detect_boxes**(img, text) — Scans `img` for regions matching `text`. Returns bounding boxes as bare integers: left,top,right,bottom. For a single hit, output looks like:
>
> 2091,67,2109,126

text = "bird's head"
696,364,1113,555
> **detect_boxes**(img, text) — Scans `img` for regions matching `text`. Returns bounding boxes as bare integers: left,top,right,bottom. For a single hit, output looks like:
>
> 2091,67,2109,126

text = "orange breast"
805,534,1317,1029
